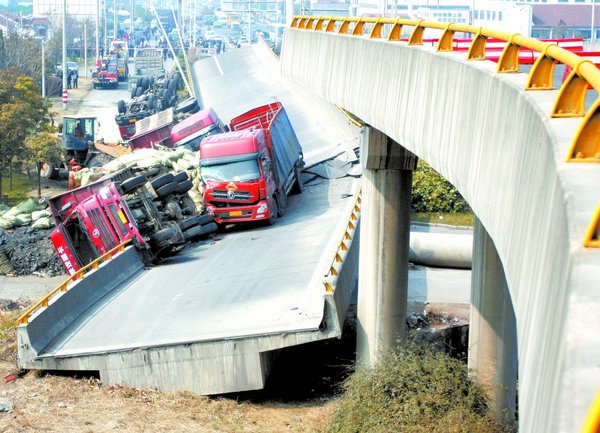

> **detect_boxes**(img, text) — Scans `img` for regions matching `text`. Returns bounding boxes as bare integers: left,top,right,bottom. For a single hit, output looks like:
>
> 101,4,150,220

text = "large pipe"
409,231,473,269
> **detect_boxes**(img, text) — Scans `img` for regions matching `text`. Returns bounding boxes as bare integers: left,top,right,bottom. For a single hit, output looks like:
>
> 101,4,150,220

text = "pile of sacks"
73,147,204,211
0,198,53,231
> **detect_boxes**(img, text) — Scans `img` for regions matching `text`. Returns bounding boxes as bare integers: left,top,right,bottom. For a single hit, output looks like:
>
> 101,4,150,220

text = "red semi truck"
48,168,216,274
199,102,304,226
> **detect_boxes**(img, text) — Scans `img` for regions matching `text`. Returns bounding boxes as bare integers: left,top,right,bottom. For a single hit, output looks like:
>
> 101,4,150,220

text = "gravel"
0,227,65,277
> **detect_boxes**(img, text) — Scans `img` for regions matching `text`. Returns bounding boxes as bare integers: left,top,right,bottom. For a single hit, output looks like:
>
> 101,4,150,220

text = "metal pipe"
95,0,100,61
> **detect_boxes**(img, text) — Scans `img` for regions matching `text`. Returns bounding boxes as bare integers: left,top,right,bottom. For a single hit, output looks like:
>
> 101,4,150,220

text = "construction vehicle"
48,167,217,273
92,58,119,89
109,39,129,82
199,102,304,226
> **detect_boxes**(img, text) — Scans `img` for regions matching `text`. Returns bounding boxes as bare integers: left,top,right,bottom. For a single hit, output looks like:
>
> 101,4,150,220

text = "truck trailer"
199,102,304,226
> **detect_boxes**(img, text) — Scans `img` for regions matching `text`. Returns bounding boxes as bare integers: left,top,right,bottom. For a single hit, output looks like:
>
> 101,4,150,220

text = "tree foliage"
411,160,471,213
0,68,54,197
24,130,61,198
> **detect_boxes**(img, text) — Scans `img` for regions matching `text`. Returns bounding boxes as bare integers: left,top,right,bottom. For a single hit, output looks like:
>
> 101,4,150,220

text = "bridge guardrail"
323,190,361,293
16,240,132,325
291,15,600,249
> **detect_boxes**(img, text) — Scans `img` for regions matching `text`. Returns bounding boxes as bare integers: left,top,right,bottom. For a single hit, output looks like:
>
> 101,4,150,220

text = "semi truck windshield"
202,159,260,182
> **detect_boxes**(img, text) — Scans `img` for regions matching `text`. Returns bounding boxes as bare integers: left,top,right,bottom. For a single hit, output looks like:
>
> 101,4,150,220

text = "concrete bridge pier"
468,218,518,426
356,126,418,368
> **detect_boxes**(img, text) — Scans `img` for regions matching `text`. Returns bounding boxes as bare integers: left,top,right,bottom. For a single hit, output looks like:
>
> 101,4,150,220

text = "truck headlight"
257,203,268,215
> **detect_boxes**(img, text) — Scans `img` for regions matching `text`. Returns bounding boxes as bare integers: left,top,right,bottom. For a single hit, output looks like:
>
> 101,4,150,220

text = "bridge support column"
356,126,417,368
468,218,518,426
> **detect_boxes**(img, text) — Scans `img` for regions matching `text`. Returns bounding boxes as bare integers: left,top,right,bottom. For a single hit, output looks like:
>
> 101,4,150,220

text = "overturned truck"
48,167,216,273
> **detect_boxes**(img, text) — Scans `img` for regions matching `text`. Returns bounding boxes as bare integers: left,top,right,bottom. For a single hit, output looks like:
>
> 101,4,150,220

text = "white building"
33,0,98,18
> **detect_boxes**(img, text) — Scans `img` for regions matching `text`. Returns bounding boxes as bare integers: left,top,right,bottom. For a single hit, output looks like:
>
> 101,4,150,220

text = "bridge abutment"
468,218,518,426
356,126,417,367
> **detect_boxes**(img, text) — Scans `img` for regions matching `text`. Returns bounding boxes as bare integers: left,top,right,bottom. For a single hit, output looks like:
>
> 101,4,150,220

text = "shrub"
411,161,471,213
326,343,513,433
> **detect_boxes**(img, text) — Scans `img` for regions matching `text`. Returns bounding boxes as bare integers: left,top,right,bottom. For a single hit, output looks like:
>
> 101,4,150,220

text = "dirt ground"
0,300,345,433
0,363,334,433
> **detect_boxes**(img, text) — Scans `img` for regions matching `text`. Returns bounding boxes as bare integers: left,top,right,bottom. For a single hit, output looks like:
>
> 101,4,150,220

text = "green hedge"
411,160,470,213
326,344,513,433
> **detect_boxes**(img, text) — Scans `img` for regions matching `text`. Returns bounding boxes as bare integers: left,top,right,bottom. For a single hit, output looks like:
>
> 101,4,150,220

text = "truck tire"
177,179,193,194
151,226,175,244
147,94,155,108
184,222,217,240
135,86,143,97
118,99,126,114
168,78,177,93
291,166,304,194
120,175,147,194
130,86,137,99
173,171,189,183
151,173,174,190
156,181,178,198
180,214,214,231
267,196,278,225
176,98,199,114
40,163,60,180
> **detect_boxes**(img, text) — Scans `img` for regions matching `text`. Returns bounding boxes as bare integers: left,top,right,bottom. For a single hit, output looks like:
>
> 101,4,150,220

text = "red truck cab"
170,107,227,151
49,181,143,274
201,129,275,224
200,102,304,226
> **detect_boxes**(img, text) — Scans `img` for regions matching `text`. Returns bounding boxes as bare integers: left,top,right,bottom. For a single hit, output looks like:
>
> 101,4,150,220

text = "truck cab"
200,129,275,224
61,116,96,166
200,101,304,226
49,181,143,273
170,107,228,151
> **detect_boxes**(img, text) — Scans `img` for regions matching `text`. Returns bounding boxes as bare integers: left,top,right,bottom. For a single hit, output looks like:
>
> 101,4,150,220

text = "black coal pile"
0,227,65,277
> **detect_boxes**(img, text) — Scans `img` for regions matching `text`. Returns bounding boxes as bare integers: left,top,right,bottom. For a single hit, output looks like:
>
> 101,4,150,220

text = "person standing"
73,71,78,89
67,70,72,89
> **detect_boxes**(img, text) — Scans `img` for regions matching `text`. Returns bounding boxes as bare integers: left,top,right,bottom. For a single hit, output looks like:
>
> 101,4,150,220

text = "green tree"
0,69,54,198
24,130,61,199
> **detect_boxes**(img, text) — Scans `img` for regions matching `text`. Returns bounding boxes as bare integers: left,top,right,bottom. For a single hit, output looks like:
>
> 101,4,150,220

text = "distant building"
532,4,600,38
33,0,98,19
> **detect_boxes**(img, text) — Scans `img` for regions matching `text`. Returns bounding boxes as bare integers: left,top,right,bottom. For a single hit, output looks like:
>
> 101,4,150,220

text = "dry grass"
0,303,335,433
0,361,335,433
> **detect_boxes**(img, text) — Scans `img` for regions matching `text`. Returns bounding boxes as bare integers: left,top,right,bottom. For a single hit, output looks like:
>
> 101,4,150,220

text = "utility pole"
84,20,87,77
592,0,596,44
62,0,67,109
96,0,100,61
113,0,118,41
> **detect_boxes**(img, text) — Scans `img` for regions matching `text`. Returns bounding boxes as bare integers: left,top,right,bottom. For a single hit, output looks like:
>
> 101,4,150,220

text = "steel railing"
290,16,600,248
16,240,132,325
323,190,361,293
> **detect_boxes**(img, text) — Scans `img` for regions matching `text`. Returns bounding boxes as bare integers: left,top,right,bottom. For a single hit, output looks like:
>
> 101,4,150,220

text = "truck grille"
212,189,252,201
88,208,118,249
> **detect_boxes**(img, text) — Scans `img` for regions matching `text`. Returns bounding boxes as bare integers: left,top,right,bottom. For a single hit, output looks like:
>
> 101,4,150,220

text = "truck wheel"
120,175,147,194
176,98,199,114
173,171,189,183
151,226,175,244
268,197,278,225
40,163,60,180
135,86,143,97
180,214,214,231
184,222,217,240
291,166,304,194
130,86,137,99
147,94,155,108
151,173,175,190
177,179,193,194
168,78,177,93
155,181,178,198
118,100,126,114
